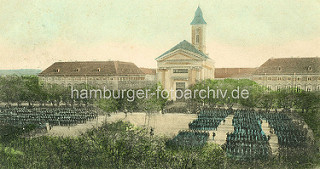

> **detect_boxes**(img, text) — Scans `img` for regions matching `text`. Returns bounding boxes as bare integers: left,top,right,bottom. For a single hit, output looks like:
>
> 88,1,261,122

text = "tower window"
196,35,199,44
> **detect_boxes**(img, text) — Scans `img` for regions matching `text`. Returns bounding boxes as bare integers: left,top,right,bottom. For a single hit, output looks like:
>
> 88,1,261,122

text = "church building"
155,7,215,98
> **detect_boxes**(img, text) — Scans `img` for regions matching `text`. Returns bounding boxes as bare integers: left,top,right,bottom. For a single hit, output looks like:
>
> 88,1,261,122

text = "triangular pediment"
159,50,203,62
155,40,208,61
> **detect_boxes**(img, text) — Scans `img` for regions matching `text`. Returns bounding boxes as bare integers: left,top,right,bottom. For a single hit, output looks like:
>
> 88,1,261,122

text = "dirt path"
39,113,197,137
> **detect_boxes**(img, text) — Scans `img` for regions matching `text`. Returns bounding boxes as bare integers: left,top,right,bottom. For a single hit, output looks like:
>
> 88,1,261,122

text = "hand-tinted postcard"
0,1,319,168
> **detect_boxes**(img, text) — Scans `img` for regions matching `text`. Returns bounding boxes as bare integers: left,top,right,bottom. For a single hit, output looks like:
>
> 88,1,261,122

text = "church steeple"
191,6,207,54
191,6,207,25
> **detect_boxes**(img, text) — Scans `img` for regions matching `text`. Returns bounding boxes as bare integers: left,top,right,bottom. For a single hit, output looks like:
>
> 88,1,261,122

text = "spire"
190,6,207,25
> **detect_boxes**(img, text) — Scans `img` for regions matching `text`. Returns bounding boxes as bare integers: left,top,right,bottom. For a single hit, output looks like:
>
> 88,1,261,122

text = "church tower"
191,6,207,54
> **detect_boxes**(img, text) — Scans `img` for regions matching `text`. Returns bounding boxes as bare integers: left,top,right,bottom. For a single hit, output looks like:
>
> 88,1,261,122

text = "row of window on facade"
42,76,145,81
257,76,319,81
266,85,320,92
54,68,104,73
275,66,313,71
45,83,114,88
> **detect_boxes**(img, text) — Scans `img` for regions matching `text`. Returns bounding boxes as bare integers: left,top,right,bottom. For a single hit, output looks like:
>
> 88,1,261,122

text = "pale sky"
0,0,320,70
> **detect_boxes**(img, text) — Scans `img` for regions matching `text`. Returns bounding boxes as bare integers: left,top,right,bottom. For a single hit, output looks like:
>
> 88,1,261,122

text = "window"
176,82,186,90
76,68,80,72
173,69,188,73
278,66,281,71
267,85,272,91
308,66,312,71
276,86,281,91
55,69,60,72
307,77,312,81
286,85,291,91
317,85,320,91
97,68,101,72
306,86,312,92
297,77,301,81
296,85,301,92
277,77,282,81
267,77,271,81
196,35,199,44
288,77,291,81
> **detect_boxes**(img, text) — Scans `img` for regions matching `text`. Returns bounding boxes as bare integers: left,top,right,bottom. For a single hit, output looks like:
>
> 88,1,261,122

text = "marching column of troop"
188,108,232,130
166,130,209,148
0,107,98,127
226,110,271,160
263,112,307,148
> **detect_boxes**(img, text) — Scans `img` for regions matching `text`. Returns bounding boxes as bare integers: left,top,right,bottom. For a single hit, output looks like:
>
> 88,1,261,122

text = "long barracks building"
38,61,156,90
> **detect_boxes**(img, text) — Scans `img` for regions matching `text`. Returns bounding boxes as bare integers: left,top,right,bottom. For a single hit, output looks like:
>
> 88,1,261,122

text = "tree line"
188,79,320,113
0,75,167,113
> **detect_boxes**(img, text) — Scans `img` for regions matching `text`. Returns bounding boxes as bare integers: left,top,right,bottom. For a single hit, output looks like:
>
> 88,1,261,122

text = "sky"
0,0,320,70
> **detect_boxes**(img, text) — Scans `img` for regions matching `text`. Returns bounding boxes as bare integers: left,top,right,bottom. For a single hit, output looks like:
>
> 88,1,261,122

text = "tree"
256,91,276,112
138,84,168,126
274,89,295,111
294,91,319,113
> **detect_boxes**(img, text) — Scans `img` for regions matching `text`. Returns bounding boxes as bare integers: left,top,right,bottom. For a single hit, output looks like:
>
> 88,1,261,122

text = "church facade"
155,7,215,98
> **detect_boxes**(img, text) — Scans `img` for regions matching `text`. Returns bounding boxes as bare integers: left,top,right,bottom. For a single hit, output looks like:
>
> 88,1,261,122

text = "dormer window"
76,68,80,72
278,66,281,71
55,68,60,72
308,66,312,71
97,68,101,72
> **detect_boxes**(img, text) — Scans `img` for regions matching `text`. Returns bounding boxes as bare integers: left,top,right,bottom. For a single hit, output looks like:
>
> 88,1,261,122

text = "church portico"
155,7,215,100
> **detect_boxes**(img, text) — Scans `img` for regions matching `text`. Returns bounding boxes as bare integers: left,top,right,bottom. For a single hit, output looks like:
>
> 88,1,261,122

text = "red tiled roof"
215,68,257,79
254,57,320,75
140,68,156,75
39,61,145,76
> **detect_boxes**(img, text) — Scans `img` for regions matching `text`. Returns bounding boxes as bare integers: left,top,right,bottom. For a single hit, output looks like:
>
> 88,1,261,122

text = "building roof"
155,40,208,60
215,68,257,79
190,6,207,25
254,57,320,75
140,68,156,75
39,61,145,76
